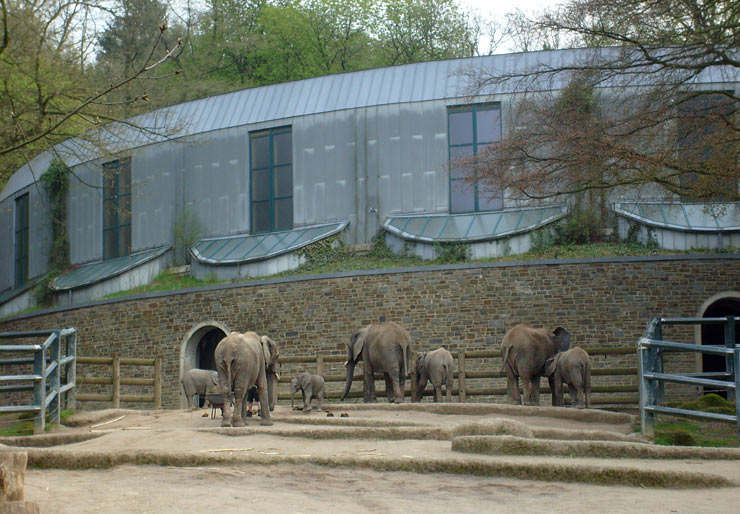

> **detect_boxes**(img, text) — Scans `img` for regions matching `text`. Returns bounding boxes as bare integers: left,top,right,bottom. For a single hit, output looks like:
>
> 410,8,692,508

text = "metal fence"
278,347,638,404
638,316,739,441
0,329,77,434
76,356,162,409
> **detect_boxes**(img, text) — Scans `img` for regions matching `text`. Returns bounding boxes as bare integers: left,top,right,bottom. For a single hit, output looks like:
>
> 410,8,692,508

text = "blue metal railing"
0,329,77,434
638,316,739,443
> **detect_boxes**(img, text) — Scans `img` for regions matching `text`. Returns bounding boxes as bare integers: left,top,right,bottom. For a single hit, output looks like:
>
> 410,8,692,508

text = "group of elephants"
181,322,592,427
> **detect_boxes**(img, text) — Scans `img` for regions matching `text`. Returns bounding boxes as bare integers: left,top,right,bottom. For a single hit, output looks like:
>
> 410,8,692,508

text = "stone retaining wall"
1,255,738,408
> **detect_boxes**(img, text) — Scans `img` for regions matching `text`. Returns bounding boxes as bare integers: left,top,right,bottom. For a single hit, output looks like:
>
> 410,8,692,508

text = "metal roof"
190,221,348,265
3,47,739,202
50,246,170,291
382,205,567,242
613,202,740,231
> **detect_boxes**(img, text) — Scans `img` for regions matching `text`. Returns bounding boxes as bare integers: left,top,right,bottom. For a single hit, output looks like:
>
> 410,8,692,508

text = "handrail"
0,328,77,434
638,316,739,444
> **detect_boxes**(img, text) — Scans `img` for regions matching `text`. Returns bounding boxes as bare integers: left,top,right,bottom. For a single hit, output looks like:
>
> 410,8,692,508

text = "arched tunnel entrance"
700,295,740,398
180,321,230,408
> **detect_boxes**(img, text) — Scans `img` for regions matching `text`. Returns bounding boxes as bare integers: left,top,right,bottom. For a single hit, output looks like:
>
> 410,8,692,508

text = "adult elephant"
501,324,571,406
214,331,279,427
340,322,412,403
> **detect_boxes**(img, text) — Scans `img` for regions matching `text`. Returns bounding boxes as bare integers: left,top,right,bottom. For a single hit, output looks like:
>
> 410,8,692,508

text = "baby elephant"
290,372,327,412
413,347,454,402
545,347,591,408
181,368,219,409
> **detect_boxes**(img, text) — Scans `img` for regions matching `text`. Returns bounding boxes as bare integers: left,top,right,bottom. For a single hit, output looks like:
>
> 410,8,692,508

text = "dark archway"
701,297,740,397
196,329,224,370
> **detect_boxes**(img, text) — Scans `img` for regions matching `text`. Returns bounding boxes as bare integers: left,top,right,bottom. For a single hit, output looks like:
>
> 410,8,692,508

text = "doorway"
701,296,740,397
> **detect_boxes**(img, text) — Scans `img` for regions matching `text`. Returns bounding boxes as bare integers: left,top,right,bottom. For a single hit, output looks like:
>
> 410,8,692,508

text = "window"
103,157,132,260
448,104,502,213
250,127,293,233
14,193,29,288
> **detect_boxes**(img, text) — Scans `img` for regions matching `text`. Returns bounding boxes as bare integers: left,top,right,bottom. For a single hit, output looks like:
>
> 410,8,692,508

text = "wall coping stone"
3,253,738,323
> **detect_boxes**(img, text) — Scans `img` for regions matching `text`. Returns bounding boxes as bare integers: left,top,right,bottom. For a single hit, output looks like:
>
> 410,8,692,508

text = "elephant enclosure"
6,404,740,513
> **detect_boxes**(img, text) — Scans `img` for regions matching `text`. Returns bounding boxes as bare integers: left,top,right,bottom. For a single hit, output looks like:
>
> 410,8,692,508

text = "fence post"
734,348,740,440
458,352,467,403
154,357,162,409
112,355,120,408
639,317,662,439
50,332,61,426
725,316,736,403
67,330,77,409
32,346,47,435
316,355,324,377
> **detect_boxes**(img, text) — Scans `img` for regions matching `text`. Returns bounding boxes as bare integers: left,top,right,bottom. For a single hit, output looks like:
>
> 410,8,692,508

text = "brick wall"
1,255,738,408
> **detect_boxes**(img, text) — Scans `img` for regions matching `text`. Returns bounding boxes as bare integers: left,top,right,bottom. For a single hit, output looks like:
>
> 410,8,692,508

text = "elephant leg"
399,372,406,402
390,366,404,403
521,377,536,406
257,380,273,426
568,384,582,408
303,385,313,412
553,376,564,407
316,388,323,411
504,365,522,405
532,377,541,405
413,376,426,403
384,375,394,402
433,383,442,403
231,387,246,427
363,365,376,403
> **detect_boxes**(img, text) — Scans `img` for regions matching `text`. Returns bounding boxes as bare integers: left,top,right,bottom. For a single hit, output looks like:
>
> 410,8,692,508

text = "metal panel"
614,202,740,231
28,185,52,280
0,197,13,292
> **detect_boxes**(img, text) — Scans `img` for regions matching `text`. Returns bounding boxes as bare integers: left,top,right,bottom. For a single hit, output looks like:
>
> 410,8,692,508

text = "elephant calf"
290,372,327,412
413,347,454,402
181,368,219,409
545,347,591,408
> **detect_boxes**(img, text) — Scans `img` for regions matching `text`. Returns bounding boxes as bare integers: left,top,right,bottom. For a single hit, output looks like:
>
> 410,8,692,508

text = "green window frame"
448,103,503,213
14,193,29,288
103,157,132,260
250,126,293,234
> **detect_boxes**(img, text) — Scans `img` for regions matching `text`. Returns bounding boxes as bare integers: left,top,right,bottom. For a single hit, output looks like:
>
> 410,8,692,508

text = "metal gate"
638,316,739,441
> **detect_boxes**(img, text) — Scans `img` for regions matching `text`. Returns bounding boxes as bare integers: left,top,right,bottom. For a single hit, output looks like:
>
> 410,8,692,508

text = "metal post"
734,348,740,443
68,330,77,409
654,322,665,406
33,347,47,435
638,338,653,438
725,316,736,403
458,352,467,403
50,332,61,426
112,355,120,408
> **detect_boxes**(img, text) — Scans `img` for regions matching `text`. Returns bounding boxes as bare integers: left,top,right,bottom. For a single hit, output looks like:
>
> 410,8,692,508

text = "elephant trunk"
341,361,355,401
266,371,278,412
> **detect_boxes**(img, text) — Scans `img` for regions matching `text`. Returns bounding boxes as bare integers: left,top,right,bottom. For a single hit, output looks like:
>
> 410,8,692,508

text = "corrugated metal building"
1,48,739,314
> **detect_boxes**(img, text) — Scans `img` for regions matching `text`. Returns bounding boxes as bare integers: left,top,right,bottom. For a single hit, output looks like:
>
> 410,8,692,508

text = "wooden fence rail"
76,356,161,409
277,347,638,405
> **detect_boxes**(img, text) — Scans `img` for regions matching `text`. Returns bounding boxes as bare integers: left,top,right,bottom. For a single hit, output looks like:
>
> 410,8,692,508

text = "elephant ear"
545,355,557,376
552,327,571,352
209,371,219,386
260,335,278,368
350,331,365,362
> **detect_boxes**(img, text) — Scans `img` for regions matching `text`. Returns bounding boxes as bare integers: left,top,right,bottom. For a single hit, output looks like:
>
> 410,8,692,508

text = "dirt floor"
9,404,740,513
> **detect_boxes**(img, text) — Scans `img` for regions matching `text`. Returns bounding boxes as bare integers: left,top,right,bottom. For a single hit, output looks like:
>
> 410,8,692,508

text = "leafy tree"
470,0,740,202
0,0,181,188
378,0,478,65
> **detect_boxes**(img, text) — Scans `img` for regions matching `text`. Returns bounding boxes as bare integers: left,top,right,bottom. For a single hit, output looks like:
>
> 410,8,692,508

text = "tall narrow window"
250,127,293,233
448,104,502,213
103,157,132,260
14,193,29,288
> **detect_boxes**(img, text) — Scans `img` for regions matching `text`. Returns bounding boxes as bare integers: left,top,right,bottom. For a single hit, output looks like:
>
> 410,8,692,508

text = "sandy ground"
12,405,740,513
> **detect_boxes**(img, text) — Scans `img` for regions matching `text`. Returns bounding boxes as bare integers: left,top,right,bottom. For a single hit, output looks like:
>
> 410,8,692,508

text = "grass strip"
452,435,740,460
20,448,736,488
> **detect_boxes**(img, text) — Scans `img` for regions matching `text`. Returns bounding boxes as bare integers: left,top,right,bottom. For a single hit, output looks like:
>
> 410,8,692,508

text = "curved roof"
613,202,740,231
382,205,567,242
190,222,347,264
50,246,170,291
3,47,739,202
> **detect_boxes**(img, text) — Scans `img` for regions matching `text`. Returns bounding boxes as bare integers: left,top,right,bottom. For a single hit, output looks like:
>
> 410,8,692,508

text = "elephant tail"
501,345,511,372
405,344,412,379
